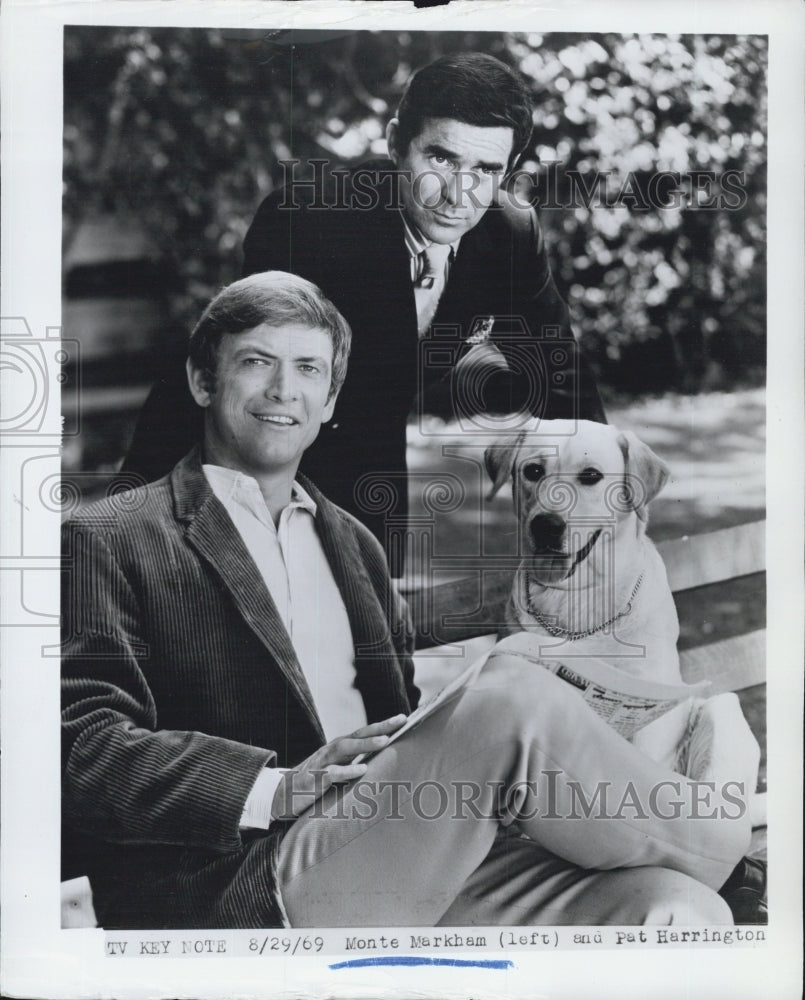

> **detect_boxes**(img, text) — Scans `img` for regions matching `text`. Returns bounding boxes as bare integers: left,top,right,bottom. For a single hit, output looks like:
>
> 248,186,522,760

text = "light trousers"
277,653,748,926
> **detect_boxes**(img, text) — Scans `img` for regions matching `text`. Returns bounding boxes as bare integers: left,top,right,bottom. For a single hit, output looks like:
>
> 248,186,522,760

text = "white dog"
484,419,760,799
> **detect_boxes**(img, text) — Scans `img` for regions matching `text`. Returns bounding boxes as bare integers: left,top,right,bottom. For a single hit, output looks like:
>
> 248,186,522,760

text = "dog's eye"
578,467,604,486
522,462,545,482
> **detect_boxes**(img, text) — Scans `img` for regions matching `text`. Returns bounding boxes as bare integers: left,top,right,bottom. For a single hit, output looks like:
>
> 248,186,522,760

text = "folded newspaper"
355,632,709,762
486,632,710,740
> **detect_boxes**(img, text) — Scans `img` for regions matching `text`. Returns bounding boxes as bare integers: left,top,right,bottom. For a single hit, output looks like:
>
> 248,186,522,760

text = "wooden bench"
61,519,766,927
406,519,765,686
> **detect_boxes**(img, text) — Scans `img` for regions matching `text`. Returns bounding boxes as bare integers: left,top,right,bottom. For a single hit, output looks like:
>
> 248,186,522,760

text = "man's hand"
270,715,408,821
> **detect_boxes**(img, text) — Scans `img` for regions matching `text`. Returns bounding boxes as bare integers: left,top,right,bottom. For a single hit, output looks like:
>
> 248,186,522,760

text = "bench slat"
406,521,765,649
679,629,766,693
656,521,764,592
406,570,513,648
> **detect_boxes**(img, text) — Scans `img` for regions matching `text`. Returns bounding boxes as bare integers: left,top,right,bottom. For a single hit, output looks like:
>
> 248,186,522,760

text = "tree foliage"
63,28,767,394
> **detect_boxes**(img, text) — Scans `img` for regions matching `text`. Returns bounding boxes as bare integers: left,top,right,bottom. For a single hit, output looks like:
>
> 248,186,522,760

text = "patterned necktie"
414,243,453,337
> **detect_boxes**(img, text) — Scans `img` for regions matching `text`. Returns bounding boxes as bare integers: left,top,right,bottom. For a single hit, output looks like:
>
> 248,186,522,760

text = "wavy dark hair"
394,53,533,171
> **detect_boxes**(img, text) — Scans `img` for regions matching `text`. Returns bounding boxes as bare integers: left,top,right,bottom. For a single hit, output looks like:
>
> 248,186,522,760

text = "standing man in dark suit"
65,272,750,930
123,53,606,567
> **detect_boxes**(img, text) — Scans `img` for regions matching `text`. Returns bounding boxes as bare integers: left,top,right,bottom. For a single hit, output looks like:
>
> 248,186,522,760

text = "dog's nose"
529,513,566,551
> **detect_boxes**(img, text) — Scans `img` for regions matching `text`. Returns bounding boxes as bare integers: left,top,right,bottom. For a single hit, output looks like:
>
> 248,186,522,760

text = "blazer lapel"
353,162,419,337
172,451,326,743
434,212,494,334
313,498,386,651
365,182,419,339
301,475,411,719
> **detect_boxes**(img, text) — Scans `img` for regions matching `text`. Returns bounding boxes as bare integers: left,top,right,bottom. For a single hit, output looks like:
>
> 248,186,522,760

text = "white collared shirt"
400,211,461,284
203,465,368,828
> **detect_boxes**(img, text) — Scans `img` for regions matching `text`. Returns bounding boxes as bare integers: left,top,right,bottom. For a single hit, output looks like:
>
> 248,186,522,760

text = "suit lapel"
172,451,326,743
350,163,419,334
434,211,495,332
301,476,411,720
308,485,387,654
366,187,419,337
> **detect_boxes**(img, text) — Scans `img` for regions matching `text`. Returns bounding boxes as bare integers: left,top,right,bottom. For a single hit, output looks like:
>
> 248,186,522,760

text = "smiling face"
485,420,657,585
513,425,627,584
387,117,514,245
187,323,337,488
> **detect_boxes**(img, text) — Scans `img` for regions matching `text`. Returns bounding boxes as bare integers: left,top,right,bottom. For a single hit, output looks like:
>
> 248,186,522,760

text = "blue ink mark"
330,957,513,970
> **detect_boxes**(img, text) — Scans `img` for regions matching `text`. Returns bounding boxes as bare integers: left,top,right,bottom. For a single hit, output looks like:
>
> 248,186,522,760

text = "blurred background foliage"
63,28,767,401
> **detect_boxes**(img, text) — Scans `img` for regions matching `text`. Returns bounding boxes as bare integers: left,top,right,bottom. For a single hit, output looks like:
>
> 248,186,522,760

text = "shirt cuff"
240,767,288,830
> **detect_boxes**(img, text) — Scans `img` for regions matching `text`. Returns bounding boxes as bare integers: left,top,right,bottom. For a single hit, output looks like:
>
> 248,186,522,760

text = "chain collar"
524,571,645,641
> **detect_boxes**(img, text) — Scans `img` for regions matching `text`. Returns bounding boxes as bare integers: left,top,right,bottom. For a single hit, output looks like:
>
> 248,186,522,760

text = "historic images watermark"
274,773,749,824
276,159,748,213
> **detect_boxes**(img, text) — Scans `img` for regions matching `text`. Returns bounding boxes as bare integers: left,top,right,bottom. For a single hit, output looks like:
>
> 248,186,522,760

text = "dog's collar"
519,571,645,640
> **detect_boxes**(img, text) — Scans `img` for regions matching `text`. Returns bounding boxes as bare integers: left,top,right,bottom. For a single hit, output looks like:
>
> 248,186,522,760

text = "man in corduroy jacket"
62,272,745,930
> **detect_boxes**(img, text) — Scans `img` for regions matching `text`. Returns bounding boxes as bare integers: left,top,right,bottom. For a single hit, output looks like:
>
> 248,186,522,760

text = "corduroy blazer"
123,162,606,565
61,447,419,929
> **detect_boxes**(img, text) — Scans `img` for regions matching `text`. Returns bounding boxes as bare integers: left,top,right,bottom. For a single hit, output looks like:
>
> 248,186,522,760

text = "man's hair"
188,271,352,399
394,53,533,170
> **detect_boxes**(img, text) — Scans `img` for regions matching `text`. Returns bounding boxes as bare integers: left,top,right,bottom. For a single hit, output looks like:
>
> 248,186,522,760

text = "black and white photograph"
1,2,802,998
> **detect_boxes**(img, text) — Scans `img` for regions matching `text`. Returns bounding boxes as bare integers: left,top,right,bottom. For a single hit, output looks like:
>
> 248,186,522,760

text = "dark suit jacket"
61,447,418,929
123,161,606,561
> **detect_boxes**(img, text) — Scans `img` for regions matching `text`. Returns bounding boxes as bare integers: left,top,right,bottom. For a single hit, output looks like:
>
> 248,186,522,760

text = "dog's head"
484,419,669,584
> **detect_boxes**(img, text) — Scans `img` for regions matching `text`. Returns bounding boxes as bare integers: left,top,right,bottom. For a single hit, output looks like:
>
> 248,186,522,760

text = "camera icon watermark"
0,317,80,435
416,315,580,437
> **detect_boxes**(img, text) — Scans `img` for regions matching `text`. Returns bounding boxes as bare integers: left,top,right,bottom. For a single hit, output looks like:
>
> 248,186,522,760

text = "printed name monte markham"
345,933,488,951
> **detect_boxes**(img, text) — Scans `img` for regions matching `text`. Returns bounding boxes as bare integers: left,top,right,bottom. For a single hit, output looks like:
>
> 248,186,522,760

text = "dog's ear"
484,432,526,500
616,431,670,520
